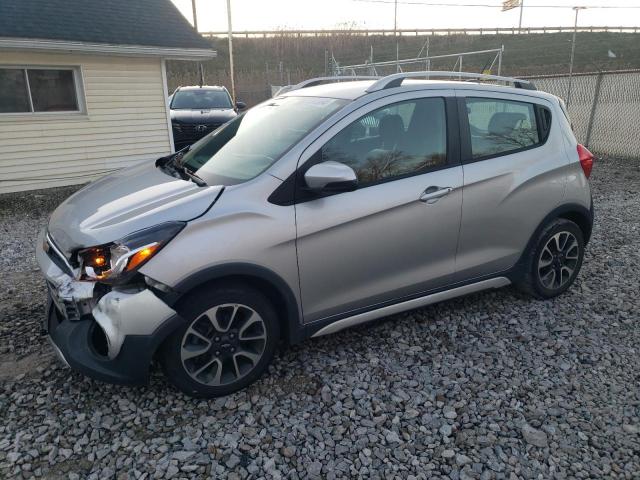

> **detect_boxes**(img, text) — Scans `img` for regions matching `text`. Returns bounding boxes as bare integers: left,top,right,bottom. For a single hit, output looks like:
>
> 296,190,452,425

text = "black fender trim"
511,202,594,280
538,202,593,244
171,263,304,344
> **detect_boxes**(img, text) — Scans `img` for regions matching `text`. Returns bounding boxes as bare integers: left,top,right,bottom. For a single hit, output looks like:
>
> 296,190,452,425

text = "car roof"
177,85,227,92
280,79,557,103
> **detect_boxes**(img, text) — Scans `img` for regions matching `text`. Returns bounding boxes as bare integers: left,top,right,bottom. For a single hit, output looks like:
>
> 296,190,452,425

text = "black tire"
517,218,585,299
159,282,280,398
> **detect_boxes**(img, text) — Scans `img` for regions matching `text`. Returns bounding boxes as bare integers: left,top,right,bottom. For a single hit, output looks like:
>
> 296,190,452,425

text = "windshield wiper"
172,157,207,187
179,165,207,187
157,150,207,186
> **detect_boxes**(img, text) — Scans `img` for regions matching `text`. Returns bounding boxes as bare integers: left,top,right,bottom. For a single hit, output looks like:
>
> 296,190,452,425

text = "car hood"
48,160,223,255
170,108,237,124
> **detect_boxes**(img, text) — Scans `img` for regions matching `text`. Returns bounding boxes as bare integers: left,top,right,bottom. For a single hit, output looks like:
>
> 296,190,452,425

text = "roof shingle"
0,0,213,50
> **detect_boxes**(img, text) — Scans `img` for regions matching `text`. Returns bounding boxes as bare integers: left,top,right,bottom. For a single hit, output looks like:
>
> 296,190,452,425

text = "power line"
352,0,640,7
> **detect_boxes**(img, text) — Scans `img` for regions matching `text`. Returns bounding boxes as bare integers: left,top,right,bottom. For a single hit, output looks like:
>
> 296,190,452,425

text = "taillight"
577,144,594,179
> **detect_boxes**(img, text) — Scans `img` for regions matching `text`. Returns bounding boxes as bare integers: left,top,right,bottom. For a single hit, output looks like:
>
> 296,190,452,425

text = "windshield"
171,89,233,109
179,96,349,185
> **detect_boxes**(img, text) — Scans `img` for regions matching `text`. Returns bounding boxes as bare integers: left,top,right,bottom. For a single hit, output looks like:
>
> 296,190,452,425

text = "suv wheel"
517,218,585,299
160,283,280,398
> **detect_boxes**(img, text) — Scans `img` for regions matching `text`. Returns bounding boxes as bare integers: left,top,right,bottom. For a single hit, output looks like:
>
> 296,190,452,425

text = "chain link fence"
168,66,639,159
525,69,640,158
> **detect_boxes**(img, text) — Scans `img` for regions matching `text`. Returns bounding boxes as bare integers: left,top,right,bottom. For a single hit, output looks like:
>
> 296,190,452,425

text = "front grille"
178,123,222,136
47,280,82,321
173,123,222,148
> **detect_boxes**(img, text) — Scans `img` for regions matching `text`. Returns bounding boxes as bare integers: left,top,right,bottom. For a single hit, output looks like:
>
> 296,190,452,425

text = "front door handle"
419,186,453,204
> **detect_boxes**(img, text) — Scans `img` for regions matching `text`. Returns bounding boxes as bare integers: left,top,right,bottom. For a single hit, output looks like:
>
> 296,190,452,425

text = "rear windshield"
171,89,233,110
180,96,349,185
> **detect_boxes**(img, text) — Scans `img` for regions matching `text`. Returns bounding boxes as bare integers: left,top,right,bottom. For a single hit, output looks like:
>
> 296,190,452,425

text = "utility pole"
369,45,375,75
191,0,198,31
518,0,524,33
192,0,202,88
226,0,236,103
426,37,430,72
324,50,329,76
394,0,399,72
567,6,587,107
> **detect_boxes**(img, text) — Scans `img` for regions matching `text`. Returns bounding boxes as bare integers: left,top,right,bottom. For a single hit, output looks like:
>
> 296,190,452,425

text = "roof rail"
276,76,380,96
365,71,536,92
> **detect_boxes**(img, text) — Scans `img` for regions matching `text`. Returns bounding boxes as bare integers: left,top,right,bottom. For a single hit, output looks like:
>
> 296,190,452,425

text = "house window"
0,67,82,114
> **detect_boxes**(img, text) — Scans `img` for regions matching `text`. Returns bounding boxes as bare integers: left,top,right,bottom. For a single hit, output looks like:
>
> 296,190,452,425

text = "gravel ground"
1,158,639,479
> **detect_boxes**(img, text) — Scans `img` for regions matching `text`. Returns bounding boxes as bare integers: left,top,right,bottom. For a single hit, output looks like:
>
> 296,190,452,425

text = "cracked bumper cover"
46,302,182,384
37,229,184,384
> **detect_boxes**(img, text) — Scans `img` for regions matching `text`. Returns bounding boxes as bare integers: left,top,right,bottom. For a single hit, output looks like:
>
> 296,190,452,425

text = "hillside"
166,31,640,105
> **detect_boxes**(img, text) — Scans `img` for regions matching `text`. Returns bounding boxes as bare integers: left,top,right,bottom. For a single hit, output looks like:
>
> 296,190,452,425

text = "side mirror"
235,100,247,110
304,161,358,193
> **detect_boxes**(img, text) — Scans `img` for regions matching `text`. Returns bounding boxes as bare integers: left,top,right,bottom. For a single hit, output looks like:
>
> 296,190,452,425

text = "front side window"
180,96,348,185
171,89,233,110
319,97,447,186
465,97,541,159
0,67,80,113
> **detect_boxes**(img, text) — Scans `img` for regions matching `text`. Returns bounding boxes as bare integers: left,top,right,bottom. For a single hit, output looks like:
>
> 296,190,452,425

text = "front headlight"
78,222,185,283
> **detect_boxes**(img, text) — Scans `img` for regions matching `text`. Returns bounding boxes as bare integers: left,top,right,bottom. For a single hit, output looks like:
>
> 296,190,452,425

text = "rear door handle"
419,186,453,204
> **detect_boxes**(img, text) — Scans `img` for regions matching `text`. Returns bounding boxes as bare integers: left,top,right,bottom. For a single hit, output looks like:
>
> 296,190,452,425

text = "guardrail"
200,26,640,38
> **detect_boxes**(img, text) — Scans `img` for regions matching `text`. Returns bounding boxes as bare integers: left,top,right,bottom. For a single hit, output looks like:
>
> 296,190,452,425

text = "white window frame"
0,65,86,116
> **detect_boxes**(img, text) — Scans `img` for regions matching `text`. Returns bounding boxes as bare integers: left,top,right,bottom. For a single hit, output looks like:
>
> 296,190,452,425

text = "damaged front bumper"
36,229,183,384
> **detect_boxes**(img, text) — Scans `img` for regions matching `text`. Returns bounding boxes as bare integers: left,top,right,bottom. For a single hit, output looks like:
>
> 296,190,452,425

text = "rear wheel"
160,283,280,398
517,218,585,299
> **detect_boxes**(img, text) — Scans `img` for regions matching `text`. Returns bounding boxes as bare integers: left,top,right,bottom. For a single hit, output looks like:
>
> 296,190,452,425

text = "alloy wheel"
180,303,267,386
537,231,580,290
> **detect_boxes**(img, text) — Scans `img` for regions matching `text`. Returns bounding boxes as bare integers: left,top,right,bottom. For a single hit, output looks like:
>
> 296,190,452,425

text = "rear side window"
465,97,546,159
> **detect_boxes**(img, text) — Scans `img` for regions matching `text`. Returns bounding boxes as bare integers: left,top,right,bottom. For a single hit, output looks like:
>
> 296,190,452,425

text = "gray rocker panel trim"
311,277,511,337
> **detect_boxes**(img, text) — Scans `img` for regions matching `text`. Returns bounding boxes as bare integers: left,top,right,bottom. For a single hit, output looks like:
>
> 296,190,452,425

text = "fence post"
585,71,604,148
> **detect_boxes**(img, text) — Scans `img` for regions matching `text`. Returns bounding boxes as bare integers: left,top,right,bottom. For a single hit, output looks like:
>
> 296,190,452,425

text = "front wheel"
159,283,280,398
517,218,585,299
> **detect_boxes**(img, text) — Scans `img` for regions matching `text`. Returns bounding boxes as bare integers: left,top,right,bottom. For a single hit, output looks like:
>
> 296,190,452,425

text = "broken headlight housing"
77,222,185,284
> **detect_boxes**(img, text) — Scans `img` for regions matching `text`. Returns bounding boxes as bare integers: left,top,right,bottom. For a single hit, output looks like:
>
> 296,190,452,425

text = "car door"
454,90,565,281
294,91,463,323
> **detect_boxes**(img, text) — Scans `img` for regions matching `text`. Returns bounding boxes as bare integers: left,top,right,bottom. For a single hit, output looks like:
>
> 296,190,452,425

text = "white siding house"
0,0,215,193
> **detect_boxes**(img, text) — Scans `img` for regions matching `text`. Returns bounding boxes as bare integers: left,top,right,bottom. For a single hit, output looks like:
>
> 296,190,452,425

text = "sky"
172,0,640,32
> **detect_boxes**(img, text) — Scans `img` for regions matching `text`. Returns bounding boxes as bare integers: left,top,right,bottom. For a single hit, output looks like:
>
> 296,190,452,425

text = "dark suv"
170,86,246,150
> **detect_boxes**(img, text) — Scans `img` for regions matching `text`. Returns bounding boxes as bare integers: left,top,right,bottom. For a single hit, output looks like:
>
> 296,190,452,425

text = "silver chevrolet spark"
37,72,594,398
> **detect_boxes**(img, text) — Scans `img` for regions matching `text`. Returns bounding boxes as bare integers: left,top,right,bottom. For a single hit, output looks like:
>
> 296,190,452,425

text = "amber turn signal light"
125,243,160,272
